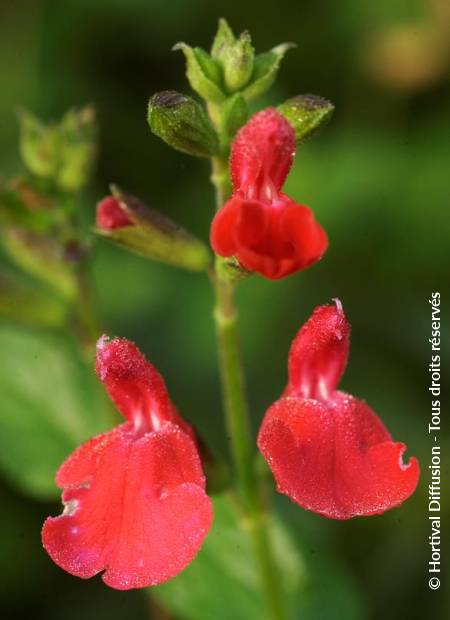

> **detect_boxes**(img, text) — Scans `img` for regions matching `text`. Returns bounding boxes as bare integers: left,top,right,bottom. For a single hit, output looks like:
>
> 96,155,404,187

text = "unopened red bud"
96,196,132,230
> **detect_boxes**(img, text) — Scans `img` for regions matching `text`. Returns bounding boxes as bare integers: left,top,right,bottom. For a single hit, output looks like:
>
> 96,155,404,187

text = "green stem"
213,273,256,507
213,270,286,620
207,99,286,620
210,155,230,210
74,261,100,357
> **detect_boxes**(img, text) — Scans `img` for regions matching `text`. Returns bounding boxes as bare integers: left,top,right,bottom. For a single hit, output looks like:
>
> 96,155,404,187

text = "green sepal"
97,186,212,272
221,94,249,139
278,95,334,142
242,43,295,102
216,255,251,284
148,91,219,157
173,43,225,103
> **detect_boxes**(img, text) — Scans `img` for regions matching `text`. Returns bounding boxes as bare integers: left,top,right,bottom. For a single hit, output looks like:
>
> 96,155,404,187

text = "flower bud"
17,106,96,192
148,91,219,157
211,18,236,63
173,43,225,103
278,95,335,142
222,31,254,92
18,109,60,179
96,187,212,272
242,43,295,102
56,106,97,191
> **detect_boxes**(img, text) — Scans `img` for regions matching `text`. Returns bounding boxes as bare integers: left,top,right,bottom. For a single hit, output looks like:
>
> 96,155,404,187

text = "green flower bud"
18,109,60,179
96,186,212,272
278,95,335,142
211,18,236,62
173,43,225,103
222,31,254,92
17,106,97,192
148,91,219,157
242,43,295,102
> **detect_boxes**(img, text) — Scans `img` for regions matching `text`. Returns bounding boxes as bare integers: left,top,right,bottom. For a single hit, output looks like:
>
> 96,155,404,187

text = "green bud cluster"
18,106,97,192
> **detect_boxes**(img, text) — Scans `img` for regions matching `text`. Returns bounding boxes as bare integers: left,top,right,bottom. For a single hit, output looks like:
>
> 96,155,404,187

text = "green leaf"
0,325,111,499
278,95,334,142
148,90,219,157
174,43,225,103
242,43,295,102
97,186,212,272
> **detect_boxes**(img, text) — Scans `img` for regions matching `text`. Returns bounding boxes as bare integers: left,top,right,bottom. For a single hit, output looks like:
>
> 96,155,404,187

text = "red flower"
210,108,328,279
257,301,419,519
42,336,212,589
96,196,132,230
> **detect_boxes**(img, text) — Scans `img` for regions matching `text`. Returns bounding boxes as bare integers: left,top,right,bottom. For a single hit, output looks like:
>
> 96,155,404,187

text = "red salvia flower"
96,196,132,230
42,336,213,589
210,108,328,279
257,300,419,519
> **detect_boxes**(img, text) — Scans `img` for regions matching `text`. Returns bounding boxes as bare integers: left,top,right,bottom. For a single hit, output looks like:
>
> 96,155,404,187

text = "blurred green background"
0,0,449,618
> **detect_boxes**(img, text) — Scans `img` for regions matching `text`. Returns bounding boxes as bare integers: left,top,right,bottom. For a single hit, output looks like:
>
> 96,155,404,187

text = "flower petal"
42,424,212,589
230,108,295,196
257,394,419,519
286,301,350,400
95,336,192,436
210,197,241,257
280,197,328,266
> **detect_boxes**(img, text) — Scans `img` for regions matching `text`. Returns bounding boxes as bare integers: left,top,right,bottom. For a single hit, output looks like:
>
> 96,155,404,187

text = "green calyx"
278,94,335,142
97,186,212,272
148,91,219,157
